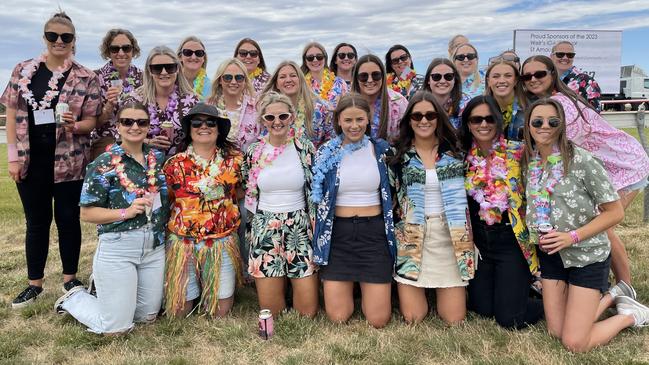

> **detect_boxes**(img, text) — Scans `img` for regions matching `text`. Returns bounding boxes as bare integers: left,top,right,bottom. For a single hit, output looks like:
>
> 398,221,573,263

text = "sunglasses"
149,63,178,75
454,53,477,62
530,117,561,128
191,119,218,128
553,52,575,59
44,31,74,44
262,113,291,122
222,74,245,83
488,55,520,65
118,118,150,127
468,115,496,124
181,49,205,58
305,54,325,62
109,44,133,54
430,73,455,82
520,70,549,82
337,52,356,60
390,54,409,65
238,49,259,58
411,111,438,122
358,71,382,83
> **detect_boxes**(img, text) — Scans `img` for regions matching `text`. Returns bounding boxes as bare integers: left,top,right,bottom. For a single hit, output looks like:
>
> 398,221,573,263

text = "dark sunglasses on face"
530,117,561,128
520,70,549,82
118,118,150,127
191,119,218,128
411,111,438,122
262,113,291,122
337,52,356,60
390,54,409,65
44,31,74,44
358,71,382,83
454,53,477,62
553,52,575,59
109,44,133,54
305,54,325,62
430,73,455,82
222,74,245,83
149,63,178,74
468,115,496,124
181,49,205,58
238,49,259,58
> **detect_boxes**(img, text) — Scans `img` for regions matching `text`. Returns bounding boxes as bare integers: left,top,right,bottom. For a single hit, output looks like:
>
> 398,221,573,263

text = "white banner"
513,29,622,94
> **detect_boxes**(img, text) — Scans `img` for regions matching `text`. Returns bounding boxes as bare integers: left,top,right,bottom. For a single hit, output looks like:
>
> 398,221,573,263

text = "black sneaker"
62,279,85,293
12,285,43,309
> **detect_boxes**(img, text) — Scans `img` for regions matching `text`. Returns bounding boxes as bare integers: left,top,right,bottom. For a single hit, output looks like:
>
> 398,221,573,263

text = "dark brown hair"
385,44,414,75
99,29,141,60
234,38,267,71
332,93,371,137
423,58,463,116
351,54,390,139
329,42,357,74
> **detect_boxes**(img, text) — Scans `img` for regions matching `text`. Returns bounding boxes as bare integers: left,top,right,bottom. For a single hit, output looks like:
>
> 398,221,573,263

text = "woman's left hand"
539,231,573,255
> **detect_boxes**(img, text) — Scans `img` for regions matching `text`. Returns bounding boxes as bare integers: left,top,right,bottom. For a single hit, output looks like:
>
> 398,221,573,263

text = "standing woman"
330,42,357,88
206,58,259,152
55,102,169,334
163,103,244,318
387,91,475,324
453,43,484,99
92,28,142,159
522,98,649,352
521,55,649,287
234,38,270,94
422,58,468,129
448,35,469,58
301,41,348,109
385,44,424,99
262,60,331,148
312,93,396,328
2,12,101,308
243,92,318,317
351,55,407,142
459,95,543,329
177,36,211,101
484,58,527,141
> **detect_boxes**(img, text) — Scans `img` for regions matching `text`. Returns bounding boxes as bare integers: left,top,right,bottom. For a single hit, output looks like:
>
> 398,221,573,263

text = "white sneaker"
54,285,85,315
609,280,637,300
616,296,649,327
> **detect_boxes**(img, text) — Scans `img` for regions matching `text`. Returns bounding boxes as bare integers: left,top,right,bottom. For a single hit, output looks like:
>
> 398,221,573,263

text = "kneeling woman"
243,92,318,317
55,102,169,334
388,91,475,324
312,93,396,328
163,103,244,318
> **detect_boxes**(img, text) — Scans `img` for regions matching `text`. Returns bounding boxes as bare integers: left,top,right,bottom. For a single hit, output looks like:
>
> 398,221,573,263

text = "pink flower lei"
110,149,158,196
18,52,73,110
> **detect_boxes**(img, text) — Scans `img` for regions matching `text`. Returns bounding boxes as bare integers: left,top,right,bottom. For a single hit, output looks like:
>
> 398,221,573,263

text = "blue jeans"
61,225,165,334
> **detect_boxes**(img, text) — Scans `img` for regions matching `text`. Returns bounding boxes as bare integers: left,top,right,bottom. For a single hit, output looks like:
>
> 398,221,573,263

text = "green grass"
0,141,648,365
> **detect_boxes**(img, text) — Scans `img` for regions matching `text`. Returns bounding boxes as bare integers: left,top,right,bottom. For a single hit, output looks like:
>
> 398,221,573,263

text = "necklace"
192,68,207,96
248,67,263,79
527,145,563,228
306,69,335,101
19,52,73,110
187,144,226,201
386,69,417,97
111,148,158,196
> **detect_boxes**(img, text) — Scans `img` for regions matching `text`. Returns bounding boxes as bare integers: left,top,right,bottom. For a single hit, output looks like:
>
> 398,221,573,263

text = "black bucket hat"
181,103,231,146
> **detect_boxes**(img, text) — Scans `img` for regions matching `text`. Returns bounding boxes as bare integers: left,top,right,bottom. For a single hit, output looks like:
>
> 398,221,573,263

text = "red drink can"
258,309,274,340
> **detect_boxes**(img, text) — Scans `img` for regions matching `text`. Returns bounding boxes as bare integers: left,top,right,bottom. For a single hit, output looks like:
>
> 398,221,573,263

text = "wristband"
8,144,19,162
569,230,580,245
120,208,126,220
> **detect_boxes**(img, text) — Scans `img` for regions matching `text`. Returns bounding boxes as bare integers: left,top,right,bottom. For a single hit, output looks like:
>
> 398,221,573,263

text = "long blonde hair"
138,46,194,105
453,43,481,89
207,58,255,104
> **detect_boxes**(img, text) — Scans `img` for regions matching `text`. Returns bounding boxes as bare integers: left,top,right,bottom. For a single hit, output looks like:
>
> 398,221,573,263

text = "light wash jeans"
61,225,165,334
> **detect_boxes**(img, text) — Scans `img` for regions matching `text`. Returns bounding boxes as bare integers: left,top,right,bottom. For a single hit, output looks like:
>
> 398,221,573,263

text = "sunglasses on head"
553,52,575,59
109,44,133,54
262,113,291,122
530,117,561,128
358,71,382,83
520,70,549,82
411,111,438,122
191,119,218,128
468,115,495,124
305,54,325,62
238,49,259,58
488,55,520,65
454,53,477,62
181,49,205,58
222,74,245,83
337,52,356,60
430,73,455,82
44,31,74,44
149,63,178,75
118,118,150,127
390,54,409,65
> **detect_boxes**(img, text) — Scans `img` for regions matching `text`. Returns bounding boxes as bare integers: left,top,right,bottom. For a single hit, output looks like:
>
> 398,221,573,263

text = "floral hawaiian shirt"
561,66,601,113
462,69,486,100
252,71,271,95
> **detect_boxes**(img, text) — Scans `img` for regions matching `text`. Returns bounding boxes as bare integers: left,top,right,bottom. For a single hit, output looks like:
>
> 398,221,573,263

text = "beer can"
55,103,69,125
258,309,274,340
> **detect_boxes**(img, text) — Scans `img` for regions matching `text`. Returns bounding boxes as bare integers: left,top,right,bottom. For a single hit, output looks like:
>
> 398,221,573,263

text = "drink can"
537,223,554,234
160,121,174,140
258,309,274,340
55,103,69,125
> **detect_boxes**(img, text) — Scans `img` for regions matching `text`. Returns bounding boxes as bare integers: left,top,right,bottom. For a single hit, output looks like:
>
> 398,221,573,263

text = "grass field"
0,139,648,365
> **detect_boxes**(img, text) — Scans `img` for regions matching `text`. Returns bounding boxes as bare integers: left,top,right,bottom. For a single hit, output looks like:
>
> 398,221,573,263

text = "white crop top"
336,144,381,207
257,143,305,213
425,169,444,215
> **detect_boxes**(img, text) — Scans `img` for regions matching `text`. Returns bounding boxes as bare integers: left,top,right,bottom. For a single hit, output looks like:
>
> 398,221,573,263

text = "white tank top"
336,143,381,207
425,169,444,215
257,143,306,213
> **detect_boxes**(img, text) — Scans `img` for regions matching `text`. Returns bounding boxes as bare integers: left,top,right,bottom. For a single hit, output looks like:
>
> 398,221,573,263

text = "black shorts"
319,214,393,283
538,249,610,293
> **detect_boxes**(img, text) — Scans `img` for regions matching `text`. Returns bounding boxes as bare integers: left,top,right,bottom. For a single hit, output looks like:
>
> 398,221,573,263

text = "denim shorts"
620,175,649,194
185,241,236,301
538,249,611,293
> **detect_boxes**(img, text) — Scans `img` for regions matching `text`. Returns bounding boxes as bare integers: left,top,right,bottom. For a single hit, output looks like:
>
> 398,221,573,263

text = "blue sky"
1,0,648,94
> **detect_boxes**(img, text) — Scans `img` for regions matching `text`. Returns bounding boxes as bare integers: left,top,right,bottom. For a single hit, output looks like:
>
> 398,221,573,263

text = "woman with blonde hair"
300,41,348,109
452,43,484,99
177,36,211,101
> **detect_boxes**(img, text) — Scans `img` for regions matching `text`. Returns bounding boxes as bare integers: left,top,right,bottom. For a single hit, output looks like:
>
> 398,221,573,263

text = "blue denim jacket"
505,98,525,141
312,138,396,266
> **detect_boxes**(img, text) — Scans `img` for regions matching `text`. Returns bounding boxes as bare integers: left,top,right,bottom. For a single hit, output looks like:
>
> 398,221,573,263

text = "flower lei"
187,144,225,201
18,52,73,110
111,148,158,196
306,68,335,101
192,68,207,96
311,135,370,203
148,85,179,134
248,67,263,79
465,135,510,225
386,69,417,97
217,95,243,141
294,98,307,131
527,145,563,228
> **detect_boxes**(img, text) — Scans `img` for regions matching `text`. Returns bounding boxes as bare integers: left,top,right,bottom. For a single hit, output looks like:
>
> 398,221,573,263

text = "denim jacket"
312,137,396,266
504,97,525,141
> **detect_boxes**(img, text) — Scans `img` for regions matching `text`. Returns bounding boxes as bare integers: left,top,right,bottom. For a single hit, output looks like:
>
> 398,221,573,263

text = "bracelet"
120,208,126,220
8,144,19,162
569,230,580,245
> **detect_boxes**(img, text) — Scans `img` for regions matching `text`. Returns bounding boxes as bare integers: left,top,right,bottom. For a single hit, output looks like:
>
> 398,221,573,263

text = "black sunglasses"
44,31,74,44
553,52,575,59
305,54,325,62
262,113,291,122
468,115,496,124
337,52,356,60
454,53,477,61
530,117,561,128
390,54,409,65
358,71,382,83
149,63,178,75
238,49,259,58
488,55,520,65
430,73,455,82
190,119,218,128
521,70,549,82
118,118,150,127
222,74,245,83
181,49,205,58
109,44,133,54
411,111,438,122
